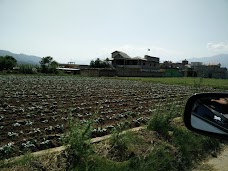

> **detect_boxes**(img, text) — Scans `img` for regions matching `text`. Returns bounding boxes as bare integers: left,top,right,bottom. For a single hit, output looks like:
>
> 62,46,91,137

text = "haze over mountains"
0,50,228,68
187,54,228,68
0,50,41,65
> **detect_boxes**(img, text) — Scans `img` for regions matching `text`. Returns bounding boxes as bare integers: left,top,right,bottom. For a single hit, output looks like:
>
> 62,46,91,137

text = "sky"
1,0,228,64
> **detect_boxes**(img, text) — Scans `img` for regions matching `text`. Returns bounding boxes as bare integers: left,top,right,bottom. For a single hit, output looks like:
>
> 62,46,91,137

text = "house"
181,61,227,79
160,60,188,70
111,51,162,77
159,60,189,77
111,51,160,72
192,63,227,79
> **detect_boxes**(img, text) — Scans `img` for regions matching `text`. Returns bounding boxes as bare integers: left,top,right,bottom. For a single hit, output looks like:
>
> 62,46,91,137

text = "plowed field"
0,75,204,158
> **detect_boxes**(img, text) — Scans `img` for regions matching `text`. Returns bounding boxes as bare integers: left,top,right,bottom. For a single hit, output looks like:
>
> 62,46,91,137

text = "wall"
116,68,164,77
193,65,227,79
81,68,164,77
164,69,183,77
81,69,117,77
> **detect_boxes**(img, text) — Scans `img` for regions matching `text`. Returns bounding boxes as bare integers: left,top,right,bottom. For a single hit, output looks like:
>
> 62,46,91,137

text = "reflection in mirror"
190,97,228,135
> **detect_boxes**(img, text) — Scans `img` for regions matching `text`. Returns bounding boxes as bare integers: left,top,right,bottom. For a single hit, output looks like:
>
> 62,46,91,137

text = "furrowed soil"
1,75,210,158
0,75,222,170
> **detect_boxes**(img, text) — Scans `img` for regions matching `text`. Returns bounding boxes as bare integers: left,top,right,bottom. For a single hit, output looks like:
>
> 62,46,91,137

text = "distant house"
181,61,227,79
111,51,160,72
192,63,227,79
159,60,189,77
160,60,188,70
191,62,203,67
58,62,89,74
110,51,162,77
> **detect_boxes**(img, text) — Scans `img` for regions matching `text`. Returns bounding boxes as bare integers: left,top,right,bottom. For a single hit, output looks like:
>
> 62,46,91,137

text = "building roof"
57,67,80,71
112,51,130,58
112,51,159,62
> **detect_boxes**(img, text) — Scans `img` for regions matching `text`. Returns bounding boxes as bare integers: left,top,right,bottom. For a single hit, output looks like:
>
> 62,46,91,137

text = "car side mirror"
184,93,228,139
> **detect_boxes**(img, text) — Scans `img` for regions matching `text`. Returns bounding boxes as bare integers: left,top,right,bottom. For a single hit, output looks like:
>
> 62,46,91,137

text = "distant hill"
187,54,228,68
0,50,41,65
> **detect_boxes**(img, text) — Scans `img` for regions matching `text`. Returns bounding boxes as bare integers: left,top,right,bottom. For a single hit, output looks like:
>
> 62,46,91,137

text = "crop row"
0,75,213,159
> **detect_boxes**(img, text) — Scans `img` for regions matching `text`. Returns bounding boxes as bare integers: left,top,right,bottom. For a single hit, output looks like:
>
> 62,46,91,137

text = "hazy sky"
1,0,228,64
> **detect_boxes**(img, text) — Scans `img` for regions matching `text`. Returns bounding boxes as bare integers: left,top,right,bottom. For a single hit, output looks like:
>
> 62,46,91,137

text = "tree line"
90,58,111,68
0,55,112,74
0,55,59,74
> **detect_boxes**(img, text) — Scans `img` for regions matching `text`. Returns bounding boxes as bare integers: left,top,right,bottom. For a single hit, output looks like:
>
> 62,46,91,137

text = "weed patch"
63,116,93,170
109,130,137,162
129,143,177,171
147,103,220,171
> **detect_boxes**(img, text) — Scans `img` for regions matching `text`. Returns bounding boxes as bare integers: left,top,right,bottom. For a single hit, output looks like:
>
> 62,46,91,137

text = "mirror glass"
190,96,228,135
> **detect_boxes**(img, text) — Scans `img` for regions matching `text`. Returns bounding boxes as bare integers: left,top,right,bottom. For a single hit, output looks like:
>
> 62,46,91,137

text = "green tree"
39,56,59,73
90,58,111,68
0,55,17,71
18,64,38,74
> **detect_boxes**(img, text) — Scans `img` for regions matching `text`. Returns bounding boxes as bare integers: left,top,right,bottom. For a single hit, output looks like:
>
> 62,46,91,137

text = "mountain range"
187,54,228,68
0,50,228,68
0,50,41,65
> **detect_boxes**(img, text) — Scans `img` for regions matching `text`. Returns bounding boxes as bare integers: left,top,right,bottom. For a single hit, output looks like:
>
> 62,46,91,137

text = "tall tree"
0,55,17,71
39,56,58,73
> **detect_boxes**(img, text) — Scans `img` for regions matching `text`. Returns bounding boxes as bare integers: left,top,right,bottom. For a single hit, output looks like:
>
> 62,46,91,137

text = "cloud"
96,45,184,62
207,42,228,51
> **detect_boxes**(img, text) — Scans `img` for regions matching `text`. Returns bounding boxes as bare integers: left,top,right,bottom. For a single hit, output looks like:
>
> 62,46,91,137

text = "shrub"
147,103,177,137
109,131,132,161
63,116,93,170
18,64,38,74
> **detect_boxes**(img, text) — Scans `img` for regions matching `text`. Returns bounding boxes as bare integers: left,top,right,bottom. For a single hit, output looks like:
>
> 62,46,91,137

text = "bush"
0,56,17,71
63,117,93,170
147,103,177,137
109,130,136,161
18,64,38,74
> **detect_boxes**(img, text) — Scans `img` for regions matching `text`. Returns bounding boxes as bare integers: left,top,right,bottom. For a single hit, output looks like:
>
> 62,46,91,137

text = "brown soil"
0,76,197,158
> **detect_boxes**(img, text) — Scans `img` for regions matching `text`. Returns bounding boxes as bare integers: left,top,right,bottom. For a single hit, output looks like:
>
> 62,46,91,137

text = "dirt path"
193,145,228,171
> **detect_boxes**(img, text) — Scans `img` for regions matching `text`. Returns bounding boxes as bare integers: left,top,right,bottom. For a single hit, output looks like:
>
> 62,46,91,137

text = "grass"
171,127,220,170
110,77,228,90
128,143,177,171
147,102,220,171
109,130,137,162
0,152,35,170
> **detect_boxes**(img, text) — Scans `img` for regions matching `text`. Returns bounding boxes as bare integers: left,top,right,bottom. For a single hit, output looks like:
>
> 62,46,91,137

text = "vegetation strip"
109,77,228,90
0,126,145,165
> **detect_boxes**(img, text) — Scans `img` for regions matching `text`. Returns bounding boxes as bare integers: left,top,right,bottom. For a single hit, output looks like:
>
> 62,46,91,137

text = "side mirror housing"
184,93,228,139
